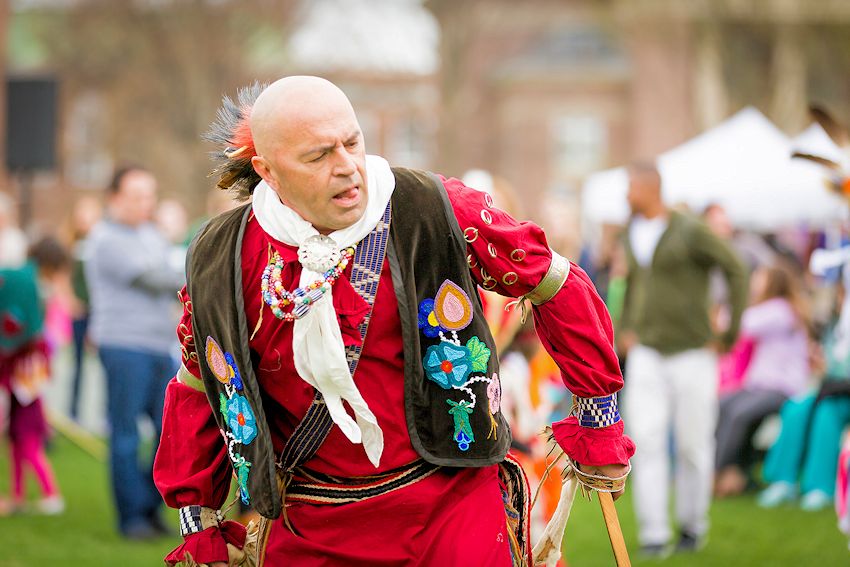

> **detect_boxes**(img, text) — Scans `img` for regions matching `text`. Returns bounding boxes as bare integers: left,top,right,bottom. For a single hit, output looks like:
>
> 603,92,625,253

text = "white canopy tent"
581,107,847,232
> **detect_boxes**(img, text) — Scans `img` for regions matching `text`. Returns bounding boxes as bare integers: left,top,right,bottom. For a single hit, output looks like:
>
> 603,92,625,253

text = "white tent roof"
582,107,847,231
289,0,439,76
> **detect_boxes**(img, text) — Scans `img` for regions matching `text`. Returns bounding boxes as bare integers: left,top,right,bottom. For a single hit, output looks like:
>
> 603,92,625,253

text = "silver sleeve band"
526,251,570,305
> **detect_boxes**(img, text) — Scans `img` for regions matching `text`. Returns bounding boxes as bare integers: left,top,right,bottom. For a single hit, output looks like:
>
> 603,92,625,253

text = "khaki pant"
624,345,718,545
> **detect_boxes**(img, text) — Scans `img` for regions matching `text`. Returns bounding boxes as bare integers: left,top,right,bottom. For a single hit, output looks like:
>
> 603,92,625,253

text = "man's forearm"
132,268,185,295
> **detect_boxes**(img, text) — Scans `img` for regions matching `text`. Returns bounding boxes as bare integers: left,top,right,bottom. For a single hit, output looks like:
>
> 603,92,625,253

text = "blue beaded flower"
423,343,473,389
418,298,446,338
224,352,244,391
226,394,257,445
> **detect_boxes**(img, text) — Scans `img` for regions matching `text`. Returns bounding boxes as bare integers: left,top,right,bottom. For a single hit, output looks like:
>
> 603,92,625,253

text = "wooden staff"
47,408,107,462
597,491,631,567
532,430,632,566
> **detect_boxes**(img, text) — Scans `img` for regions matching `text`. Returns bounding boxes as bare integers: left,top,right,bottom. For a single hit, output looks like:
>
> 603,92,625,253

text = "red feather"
229,105,256,159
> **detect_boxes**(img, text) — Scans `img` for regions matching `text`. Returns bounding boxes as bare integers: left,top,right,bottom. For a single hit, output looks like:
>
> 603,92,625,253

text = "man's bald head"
250,76,357,158
249,76,369,234
626,161,665,217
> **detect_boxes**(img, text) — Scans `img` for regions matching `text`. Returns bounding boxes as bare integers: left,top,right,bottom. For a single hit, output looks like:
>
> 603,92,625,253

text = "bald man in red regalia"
153,76,634,567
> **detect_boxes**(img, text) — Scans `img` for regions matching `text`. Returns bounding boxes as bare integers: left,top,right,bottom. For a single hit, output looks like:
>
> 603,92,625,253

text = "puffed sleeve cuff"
164,521,246,565
551,417,635,467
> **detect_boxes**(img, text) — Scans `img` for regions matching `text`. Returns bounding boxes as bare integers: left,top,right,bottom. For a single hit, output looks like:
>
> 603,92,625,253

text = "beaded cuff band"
573,393,621,429
178,505,222,537
526,252,570,305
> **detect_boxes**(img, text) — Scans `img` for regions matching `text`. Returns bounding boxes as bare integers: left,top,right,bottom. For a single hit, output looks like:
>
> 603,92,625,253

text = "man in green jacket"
619,163,747,557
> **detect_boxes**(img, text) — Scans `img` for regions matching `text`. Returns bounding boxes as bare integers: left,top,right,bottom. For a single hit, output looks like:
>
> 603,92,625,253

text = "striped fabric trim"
278,202,393,472
499,455,532,567
178,505,221,536
345,208,391,369
286,460,440,505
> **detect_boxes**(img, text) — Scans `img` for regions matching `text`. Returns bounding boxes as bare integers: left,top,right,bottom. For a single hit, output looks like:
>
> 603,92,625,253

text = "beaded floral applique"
447,399,474,451
206,336,255,504
418,280,501,451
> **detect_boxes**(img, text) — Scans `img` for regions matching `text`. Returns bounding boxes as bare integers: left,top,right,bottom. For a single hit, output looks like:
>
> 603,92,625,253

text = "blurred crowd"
2,158,850,559
469,162,850,558
0,170,238,538
578,162,850,557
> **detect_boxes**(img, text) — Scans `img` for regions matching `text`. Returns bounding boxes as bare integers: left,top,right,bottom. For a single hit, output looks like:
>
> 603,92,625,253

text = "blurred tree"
11,0,299,212
804,23,850,128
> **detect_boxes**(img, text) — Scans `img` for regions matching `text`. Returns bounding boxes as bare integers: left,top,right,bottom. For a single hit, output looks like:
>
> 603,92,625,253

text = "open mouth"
333,186,361,206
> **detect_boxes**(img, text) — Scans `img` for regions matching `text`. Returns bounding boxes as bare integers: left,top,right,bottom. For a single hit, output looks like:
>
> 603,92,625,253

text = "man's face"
253,102,368,234
111,170,157,227
705,206,733,239
626,177,645,215
626,174,658,216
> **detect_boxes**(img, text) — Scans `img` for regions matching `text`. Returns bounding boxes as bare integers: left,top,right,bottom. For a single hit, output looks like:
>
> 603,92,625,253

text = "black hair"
28,236,71,273
626,161,662,190
108,165,151,194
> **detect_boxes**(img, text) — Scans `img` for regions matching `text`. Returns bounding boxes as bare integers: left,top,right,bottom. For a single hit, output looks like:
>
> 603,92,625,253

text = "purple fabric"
1,341,51,443
9,396,48,443
740,298,809,397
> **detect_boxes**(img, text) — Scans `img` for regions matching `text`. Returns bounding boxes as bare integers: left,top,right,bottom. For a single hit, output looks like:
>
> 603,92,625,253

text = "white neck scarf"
252,154,394,468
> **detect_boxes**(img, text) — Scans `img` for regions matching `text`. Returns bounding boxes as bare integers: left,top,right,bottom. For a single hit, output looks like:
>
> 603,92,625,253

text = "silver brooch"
297,234,342,273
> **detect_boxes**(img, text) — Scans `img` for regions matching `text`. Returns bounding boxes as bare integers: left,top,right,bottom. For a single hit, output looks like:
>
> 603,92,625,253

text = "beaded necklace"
260,245,354,322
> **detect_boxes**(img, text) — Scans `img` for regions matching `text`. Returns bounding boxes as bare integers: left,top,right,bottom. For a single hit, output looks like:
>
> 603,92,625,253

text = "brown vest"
187,168,510,519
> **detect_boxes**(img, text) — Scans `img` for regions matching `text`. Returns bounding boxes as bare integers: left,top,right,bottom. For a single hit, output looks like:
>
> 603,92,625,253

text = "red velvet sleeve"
153,286,235,565
443,177,635,466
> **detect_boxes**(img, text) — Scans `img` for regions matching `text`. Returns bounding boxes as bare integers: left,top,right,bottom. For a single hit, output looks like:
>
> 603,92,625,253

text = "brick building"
427,0,850,235
8,0,850,247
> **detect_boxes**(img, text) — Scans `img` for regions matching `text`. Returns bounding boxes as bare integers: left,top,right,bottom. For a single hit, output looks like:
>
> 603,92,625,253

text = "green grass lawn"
0,435,177,566
563,487,847,566
0,434,847,566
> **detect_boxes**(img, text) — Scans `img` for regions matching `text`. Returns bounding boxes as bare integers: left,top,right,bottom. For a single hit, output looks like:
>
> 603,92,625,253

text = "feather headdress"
204,82,267,201
792,105,850,197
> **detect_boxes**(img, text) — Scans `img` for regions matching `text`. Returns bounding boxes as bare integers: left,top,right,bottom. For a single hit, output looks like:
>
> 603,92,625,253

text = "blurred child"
0,236,70,515
715,263,810,497
759,302,850,511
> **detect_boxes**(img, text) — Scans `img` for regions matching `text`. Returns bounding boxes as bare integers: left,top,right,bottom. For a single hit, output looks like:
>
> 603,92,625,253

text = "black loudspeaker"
6,76,57,171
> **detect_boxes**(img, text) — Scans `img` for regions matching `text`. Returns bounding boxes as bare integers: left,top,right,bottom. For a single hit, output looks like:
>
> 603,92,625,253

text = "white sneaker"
758,482,797,508
36,496,65,515
800,490,831,512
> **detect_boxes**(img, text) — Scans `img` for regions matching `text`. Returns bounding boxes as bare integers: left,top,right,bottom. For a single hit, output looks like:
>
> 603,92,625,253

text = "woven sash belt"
499,456,532,567
285,459,441,505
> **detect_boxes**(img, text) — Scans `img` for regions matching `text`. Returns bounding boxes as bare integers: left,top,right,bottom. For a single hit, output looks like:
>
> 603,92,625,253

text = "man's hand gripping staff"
532,428,632,567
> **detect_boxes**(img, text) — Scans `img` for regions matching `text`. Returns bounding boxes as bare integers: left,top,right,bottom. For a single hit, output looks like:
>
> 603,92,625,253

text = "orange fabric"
529,348,559,409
